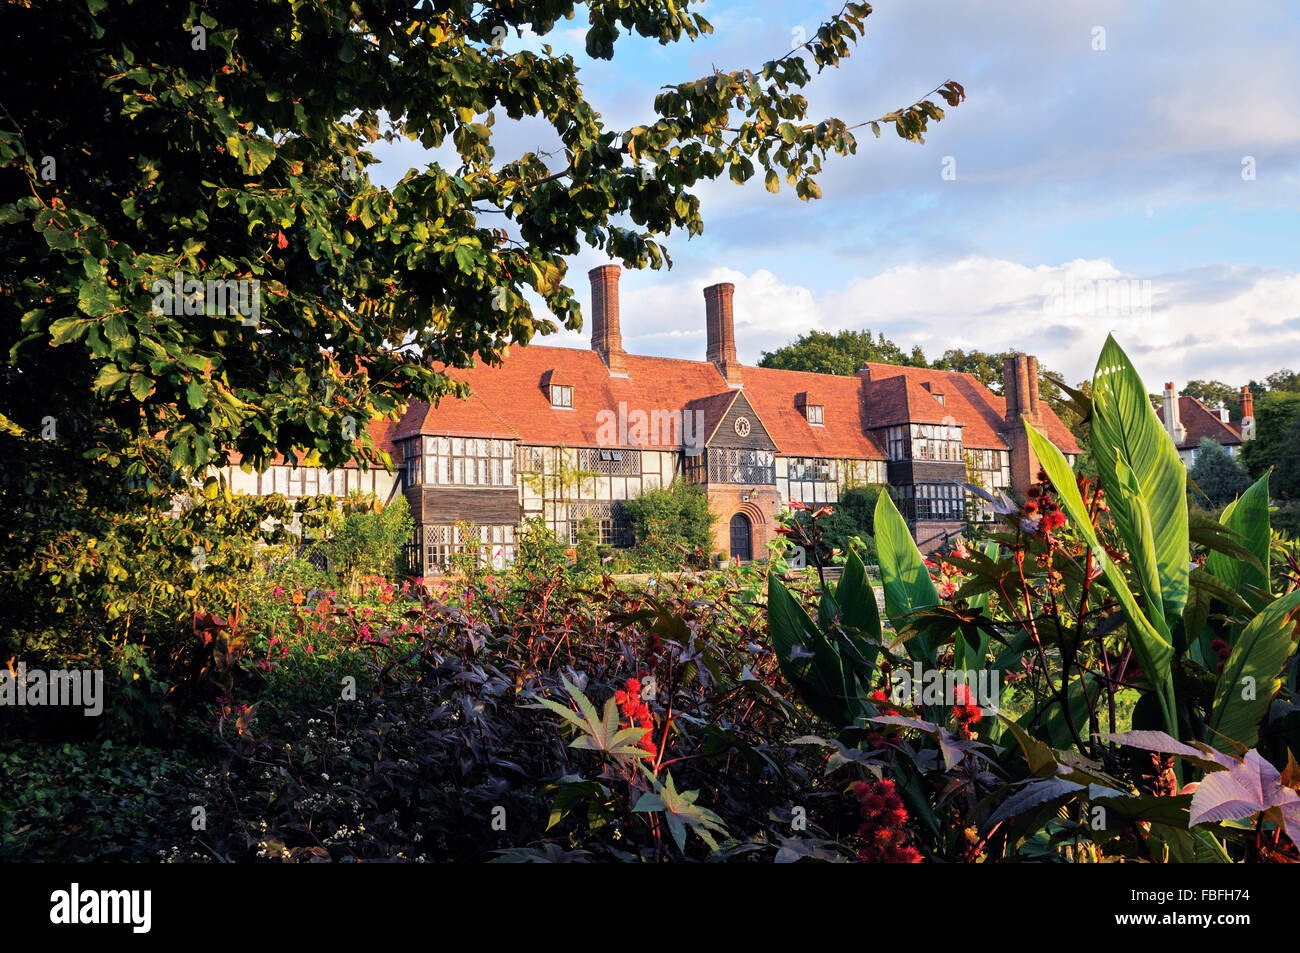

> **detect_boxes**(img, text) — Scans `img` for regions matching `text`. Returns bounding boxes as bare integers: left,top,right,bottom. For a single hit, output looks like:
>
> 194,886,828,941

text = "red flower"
852,779,920,863
951,683,982,737
615,677,657,759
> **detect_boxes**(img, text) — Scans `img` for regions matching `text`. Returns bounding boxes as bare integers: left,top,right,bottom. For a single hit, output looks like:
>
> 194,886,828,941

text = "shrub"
319,494,413,593
787,484,883,565
623,481,716,571
1188,437,1252,508
514,516,569,577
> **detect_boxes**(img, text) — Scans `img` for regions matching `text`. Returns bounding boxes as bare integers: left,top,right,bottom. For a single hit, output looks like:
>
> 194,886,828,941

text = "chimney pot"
1162,382,1185,445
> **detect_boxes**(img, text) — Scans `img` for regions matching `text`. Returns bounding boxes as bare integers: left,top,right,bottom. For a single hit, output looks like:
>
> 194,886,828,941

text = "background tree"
1183,379,1241,419
1273,411,1300,501
759,329,926,375
1188,437,1252,509
320,493,414,593
1241,391,1300,495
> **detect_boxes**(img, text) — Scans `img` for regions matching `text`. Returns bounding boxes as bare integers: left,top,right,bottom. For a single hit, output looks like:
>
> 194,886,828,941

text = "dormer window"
541,369,574,409
933,394,945,406
795,392,823,426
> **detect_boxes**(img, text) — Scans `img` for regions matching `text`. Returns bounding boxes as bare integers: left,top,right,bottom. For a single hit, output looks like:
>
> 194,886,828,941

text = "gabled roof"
417,346,730,450
861,363,1083,454
684,391,743,446
1157,396,1243,450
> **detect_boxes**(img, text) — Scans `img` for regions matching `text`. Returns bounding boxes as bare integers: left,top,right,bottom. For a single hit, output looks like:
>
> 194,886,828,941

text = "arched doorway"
729,512,752,563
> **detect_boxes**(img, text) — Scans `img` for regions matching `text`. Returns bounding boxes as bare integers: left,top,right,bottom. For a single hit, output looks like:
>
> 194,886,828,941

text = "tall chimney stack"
1002,353,1044,497
589,265,628,376
704,282,742,387
1162,382,1185,445
1240,384,1255,440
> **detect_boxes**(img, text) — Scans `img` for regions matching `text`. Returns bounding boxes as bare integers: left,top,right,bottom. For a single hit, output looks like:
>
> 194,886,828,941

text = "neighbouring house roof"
394,344,1083,460
1157,396,1244,450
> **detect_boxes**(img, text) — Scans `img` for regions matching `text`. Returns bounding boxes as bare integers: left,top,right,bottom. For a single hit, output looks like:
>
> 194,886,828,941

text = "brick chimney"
1161,382,1186,446
1240,384,1255,440
704,282,743,387
1003,353,1045,497
589,264,628,376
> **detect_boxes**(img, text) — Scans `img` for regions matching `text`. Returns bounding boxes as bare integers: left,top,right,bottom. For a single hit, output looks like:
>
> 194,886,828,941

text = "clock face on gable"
733,416,751,437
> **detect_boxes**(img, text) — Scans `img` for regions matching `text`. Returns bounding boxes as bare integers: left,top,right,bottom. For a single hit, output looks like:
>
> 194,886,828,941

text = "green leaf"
92,364,127,391
632,770,728,853
874,490,939,664
766,571,854,726
129,373,155,401
453,245,477,273
764,169,779,193
49,316,91,346
999,714,1059,778
1208,590,1300,752
186,379,208,409
834,546,882,669
1089,334,1189,628
1205,472,1270,598
1025,422,1176,736
243,138,277,176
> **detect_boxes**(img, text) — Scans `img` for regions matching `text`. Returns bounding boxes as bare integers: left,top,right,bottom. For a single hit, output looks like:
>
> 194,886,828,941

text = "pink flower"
306,645,314,653
274,587,284,597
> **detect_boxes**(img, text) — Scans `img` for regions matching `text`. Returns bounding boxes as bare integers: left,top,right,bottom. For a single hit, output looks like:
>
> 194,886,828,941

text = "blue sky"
371,0,1300,388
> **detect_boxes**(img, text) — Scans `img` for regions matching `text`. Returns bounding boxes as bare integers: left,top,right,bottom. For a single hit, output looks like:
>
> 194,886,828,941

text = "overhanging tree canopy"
1,0,961,487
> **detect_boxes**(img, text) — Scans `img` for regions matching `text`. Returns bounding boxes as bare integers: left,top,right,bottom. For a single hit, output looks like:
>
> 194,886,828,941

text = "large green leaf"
767,572,855,726
1026,422,1176,736
1089,334,1189,629
874,490,939,664
1208,590,1300,752
1205,472,1271,599
833,547,882,672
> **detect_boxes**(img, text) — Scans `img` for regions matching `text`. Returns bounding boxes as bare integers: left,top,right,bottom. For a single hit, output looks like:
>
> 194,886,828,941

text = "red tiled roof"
423,347,732,450
226,416,400,469
1157,396,1243,450
739,364,886,458
861,363,1083,454
403,345,1083,460
394,392,519,441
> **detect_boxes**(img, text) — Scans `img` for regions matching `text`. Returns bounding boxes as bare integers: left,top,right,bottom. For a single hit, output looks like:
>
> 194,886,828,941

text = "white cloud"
544,257,1300,388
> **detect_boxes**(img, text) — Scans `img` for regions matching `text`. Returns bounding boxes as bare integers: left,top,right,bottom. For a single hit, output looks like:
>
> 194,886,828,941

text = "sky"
370,0,1300,390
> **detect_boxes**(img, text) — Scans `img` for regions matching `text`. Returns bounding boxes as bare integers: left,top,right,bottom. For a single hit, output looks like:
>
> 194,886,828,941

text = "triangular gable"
692,390,777,450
